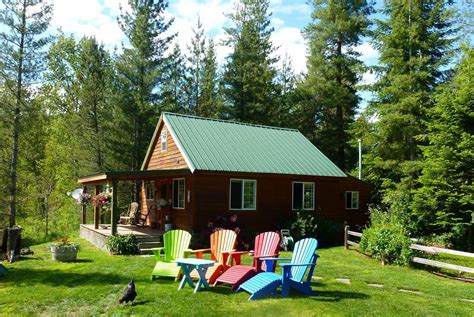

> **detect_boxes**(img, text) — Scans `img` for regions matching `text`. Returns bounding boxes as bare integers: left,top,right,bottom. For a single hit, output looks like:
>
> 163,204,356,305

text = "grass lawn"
0,239,473,316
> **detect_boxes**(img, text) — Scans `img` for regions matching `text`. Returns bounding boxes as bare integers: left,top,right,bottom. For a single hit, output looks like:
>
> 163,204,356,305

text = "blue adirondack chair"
236,238,319,300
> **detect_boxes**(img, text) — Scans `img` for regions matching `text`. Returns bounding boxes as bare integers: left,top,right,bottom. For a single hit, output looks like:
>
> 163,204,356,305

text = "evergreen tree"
77,37,111,170
0,0,53,234
160,43,187,113
198,39,223,118
300,0,373,170
222,0,278,125
274,53,298,127
185,17,206,115
365,0,455,200
113,0,174,170
412,46,473,249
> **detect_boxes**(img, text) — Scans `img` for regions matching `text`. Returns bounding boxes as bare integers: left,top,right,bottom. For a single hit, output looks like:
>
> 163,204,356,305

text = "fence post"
344,225,349,250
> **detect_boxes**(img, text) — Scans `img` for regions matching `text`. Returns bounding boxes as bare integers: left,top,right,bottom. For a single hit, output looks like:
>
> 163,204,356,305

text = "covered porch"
79,224,164,252
77,168,191,237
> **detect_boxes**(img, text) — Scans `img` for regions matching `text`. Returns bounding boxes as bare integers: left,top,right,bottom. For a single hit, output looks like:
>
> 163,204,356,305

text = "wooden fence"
343,226,474,274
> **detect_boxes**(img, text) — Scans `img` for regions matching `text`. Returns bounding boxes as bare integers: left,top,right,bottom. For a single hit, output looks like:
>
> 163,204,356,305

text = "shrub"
290,211,344,247
48,237,80,251
105,234,138,255
360,207,412,265
290,211,318,241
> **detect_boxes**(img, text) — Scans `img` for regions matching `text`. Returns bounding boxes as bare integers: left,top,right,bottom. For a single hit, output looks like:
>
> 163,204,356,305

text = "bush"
290,211,344,247
105,234,138,255
290,211,317,241
360,207,412,265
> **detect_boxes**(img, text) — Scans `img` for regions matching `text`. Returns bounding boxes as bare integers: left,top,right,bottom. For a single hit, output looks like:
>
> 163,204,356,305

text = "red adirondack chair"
215,231,280,289
191,229,237,284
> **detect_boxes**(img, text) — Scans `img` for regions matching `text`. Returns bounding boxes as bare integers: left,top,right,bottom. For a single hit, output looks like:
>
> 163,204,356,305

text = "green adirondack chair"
150,229,192,281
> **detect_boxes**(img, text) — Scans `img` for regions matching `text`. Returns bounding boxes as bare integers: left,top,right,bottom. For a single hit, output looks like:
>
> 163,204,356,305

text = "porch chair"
236,238,319,300
136,200,156,227
215,231,280,289
150,229,192,281
119,202,139,225
191,229,237,284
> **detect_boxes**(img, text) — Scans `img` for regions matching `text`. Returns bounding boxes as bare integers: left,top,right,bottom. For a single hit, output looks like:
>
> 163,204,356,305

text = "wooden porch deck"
80,224,163,254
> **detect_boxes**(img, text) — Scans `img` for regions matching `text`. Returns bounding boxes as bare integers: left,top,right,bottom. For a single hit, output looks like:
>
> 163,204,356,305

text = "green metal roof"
159,112,346,177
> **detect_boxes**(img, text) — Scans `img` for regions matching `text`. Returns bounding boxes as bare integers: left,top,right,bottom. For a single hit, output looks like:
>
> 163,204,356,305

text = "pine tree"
160,43,187,113
222,0,278,125
198,39,223,118
300,0,373,170
185,17,206,115
76,37,111,170
0,0,53,235
113,0,174,171
412,46,473,249
365,1,455,199
274,53,298,128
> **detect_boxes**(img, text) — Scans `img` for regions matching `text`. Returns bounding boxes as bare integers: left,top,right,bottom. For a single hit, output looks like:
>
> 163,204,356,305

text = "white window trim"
345,191,359,210
160,130,167,152
172,178,185,209
229,179,257,211
292,181,315,211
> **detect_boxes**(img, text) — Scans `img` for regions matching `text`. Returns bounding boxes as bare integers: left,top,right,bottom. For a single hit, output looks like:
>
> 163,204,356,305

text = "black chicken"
119,278,137,304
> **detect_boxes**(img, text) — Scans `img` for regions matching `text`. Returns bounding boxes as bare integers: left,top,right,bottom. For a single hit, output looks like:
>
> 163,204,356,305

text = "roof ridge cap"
162,112,299,132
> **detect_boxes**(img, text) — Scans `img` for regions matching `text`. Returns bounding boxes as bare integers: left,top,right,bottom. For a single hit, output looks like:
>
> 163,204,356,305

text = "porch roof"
77,168,191,186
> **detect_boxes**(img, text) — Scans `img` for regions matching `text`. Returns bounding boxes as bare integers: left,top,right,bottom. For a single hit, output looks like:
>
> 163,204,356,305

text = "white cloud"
271,27,307,74
354,42,379,65
50,0,126,48
359,70,377,86
271,17,285,28
168,0,233,63
269,0,309,15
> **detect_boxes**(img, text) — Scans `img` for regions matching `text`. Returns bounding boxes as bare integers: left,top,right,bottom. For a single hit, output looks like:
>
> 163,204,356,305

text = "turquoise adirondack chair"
236,238,319,300
150,229,192,281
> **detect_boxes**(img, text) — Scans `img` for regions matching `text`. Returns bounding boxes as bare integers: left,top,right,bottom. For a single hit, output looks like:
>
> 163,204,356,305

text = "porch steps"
138,240,162,255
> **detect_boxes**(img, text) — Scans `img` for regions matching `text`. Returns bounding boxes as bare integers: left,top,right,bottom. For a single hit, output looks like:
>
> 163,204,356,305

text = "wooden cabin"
136,112,370,232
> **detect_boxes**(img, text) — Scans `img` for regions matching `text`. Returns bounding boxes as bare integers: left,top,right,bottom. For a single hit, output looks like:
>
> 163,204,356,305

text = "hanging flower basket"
91,192,112,209
78,193,91,205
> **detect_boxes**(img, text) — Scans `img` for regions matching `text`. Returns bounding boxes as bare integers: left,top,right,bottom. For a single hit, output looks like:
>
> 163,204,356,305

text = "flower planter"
50,246,79,262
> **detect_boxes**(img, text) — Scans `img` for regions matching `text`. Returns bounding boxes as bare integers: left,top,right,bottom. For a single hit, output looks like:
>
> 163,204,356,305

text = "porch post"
111,179,118,235
81,186,87,224
94,185,100,229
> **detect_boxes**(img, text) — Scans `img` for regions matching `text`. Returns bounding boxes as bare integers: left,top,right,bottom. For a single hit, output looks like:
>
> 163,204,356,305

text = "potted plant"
49,238,80,262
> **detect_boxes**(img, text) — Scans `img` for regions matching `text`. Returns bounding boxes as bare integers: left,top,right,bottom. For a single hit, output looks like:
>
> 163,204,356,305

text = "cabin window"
346,191,359,209
173,178,185,209
161,130,167,152
230,179,256,210
146,181,155,200
292,182,314,210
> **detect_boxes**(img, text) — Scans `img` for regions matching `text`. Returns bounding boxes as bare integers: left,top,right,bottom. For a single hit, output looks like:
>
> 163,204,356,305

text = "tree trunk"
6,227,22,263
8,0,27,229
335,35,345,170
